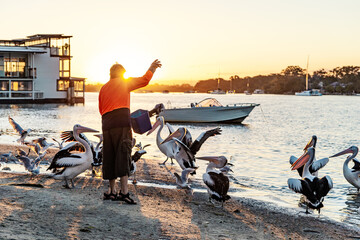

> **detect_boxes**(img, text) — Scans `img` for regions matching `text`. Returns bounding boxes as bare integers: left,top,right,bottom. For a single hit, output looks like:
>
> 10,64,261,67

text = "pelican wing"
190,127,221,155
287,178,303,193
173,138,196,169
54,155,86,168
310,157,329,174
8,116,24,135
47,147,82,170
352,158,360,172
315,176,333,199
289,155,298,165
205,171,229,197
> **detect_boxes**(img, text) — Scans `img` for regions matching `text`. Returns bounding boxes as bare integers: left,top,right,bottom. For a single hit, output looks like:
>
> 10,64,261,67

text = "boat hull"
159,104,259,123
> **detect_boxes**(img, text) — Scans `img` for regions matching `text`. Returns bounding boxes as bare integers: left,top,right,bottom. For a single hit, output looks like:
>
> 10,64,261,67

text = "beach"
0,144,359,240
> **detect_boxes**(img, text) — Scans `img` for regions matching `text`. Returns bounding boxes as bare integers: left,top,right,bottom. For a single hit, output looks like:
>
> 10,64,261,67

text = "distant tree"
281,66,305,76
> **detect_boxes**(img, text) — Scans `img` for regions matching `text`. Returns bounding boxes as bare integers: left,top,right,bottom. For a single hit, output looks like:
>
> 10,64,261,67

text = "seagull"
15,151,46,174
47,124,98,188
52,138,65,150
330,146,360,191
32,137,55,152
8,116,31,144
289,135,329,177
174,168,196,189
201,156,231,205
0,151,12,162
24,142,42,156
288,147,333,213
147,116,177,165
16,148,30,157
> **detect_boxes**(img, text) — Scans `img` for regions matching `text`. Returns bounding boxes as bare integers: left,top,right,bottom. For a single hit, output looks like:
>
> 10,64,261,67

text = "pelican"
174,168,196,189
47,124,98,188
200,156,231,205
330,146,360,191
161,127,222,172
289,135,329,177
288,147,333,213
147,116,177,165
8,116,31,144
92,134,103,167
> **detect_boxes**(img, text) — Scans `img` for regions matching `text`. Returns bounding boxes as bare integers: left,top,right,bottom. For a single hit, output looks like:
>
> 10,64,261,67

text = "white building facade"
0,34,84,103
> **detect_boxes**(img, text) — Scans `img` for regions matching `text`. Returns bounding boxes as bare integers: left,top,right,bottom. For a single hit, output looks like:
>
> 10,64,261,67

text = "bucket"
130,109,152,134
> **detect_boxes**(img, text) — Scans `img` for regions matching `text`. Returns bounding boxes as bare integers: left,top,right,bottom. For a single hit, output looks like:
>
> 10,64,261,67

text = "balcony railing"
0,67,36,79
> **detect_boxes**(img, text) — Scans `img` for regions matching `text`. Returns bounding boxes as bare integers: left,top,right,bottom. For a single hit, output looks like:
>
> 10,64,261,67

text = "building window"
0,81,9,90
59,59,70,78
0,56,4,77
0,92,9,98
57,80,70,91
74,80,83,91
4,57,26,77
11,81,32,91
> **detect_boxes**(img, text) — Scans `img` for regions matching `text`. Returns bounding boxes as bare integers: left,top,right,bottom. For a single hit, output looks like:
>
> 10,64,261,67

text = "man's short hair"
110,64,125,78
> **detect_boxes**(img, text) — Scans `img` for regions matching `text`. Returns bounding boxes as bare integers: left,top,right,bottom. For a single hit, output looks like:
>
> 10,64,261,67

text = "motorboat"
157,98,259,123
295,89,322,96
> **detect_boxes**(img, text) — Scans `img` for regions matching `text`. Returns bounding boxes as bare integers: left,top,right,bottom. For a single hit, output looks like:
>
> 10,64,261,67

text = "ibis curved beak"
146,118,161,135
330,147,353,158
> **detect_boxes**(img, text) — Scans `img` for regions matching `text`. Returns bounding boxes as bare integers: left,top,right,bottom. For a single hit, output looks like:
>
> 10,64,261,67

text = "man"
99,59,161,204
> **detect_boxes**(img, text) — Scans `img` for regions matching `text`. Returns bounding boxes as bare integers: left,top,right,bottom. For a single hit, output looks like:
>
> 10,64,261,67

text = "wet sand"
0,144,360,240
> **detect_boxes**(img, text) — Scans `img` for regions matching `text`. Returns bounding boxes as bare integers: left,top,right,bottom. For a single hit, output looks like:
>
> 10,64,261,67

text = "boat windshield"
195,98,223,107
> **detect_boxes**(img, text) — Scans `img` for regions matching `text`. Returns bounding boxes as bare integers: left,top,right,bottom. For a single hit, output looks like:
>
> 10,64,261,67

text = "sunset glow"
2,0,360,84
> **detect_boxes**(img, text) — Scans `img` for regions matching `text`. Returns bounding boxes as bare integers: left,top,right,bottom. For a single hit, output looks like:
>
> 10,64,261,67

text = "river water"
0,92,359,227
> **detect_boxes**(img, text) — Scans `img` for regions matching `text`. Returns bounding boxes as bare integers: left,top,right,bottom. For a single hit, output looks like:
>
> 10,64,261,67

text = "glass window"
11,81,32,91
57,80,70,91
0,81,9,90
0,56,4,77
74,80,83,91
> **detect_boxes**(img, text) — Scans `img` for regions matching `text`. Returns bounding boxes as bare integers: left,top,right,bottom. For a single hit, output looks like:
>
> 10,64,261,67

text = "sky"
2,0,360,84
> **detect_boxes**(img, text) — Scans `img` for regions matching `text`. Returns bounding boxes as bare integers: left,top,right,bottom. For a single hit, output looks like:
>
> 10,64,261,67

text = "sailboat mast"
305,56,309,91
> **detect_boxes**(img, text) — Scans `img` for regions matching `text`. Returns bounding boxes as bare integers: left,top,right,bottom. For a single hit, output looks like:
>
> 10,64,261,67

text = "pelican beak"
196,156,219,161
330,148,353,158
160,128,185,144
291,151,311,171
146,118,161,135
77,125,99,133
303,137,315,151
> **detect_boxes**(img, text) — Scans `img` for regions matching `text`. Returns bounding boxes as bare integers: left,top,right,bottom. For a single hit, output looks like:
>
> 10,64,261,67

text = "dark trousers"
102,127,132,179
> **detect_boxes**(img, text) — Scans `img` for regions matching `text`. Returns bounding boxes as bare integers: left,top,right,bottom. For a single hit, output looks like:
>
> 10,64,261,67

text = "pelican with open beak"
330,146,360,191
288,147,333,213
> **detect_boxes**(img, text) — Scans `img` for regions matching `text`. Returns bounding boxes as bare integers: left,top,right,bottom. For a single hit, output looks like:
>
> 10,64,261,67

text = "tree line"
85,65,360,94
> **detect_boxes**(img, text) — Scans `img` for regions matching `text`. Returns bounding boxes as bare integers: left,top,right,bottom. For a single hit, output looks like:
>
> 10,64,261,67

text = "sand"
0,144,360,240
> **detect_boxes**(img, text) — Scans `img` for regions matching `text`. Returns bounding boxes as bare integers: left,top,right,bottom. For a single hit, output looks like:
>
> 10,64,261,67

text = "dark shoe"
119,192,137,205
103,192,117,200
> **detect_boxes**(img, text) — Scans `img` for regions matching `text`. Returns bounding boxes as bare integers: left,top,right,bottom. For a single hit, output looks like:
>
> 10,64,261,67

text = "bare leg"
108,179,117,194
170,158,174,165
120,176,128,194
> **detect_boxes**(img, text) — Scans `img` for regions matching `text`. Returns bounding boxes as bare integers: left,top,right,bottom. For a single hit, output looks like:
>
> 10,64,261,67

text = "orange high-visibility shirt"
99,70,153,116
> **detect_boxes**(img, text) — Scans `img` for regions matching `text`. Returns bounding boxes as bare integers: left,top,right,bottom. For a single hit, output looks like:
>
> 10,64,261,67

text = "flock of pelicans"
0,116,359,213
